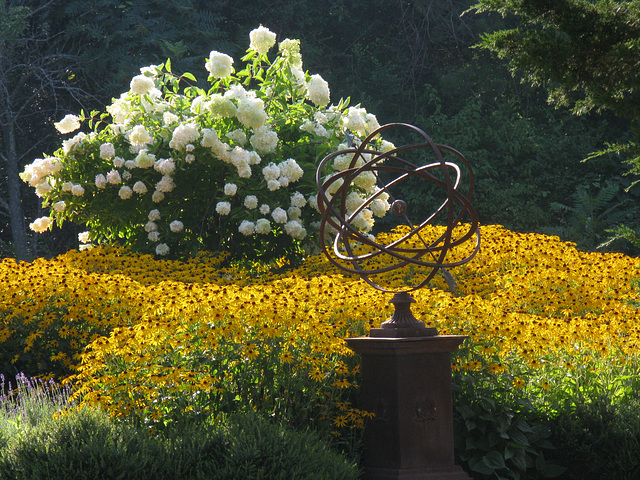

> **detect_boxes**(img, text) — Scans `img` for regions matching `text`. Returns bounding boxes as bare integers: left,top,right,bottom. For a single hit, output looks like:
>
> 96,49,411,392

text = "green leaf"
541,463,568,478
509,428,530,447
483,450,507,470
469,456,495,475
509,450,527,472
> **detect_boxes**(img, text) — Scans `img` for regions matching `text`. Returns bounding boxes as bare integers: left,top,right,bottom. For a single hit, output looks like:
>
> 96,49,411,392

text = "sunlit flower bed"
1,224,639,432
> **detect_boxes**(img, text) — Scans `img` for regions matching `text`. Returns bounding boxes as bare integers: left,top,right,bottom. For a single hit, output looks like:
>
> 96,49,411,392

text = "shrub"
21,26,392,263
546,395,640,480
0,389,358,480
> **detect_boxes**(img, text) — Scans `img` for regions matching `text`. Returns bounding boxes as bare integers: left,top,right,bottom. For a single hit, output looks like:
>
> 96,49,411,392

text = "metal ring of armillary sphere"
316,123,480,301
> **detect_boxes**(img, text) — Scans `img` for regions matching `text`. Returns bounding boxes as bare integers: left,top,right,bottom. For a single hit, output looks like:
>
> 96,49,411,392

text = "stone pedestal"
346,335,470,480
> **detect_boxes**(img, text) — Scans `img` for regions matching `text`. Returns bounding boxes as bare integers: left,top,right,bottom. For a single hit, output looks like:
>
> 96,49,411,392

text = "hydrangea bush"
22,26,391,260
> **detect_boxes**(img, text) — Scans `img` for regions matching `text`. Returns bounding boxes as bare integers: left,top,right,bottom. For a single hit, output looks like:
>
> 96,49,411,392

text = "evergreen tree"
471,0,640,245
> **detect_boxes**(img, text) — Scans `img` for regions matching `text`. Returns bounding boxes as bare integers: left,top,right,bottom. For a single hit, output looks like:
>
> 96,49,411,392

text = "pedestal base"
346,335,470,480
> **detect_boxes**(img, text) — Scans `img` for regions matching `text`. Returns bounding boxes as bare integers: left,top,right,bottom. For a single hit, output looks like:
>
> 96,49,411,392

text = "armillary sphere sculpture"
316,123,480,337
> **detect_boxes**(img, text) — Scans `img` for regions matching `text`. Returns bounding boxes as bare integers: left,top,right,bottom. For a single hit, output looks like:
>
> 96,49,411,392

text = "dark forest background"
2,0,637,260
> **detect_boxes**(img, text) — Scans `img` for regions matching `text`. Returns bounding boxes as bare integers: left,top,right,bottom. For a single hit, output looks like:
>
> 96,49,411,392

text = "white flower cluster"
20,157,63,198
23,25,392,257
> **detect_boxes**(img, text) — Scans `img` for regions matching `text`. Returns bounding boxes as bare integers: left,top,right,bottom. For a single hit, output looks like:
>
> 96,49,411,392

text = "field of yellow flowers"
1,224,639,432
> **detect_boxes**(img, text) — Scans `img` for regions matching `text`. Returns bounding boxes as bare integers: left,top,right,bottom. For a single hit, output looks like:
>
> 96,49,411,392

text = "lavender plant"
0,373,73,430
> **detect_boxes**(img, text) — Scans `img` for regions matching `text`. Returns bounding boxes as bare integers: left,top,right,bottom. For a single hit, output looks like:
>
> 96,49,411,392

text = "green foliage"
472,0,640,118
404,76,623,232
453,341,640,479
454,371,565,480
61,0,234,96
470,0,640,248
544,179,640,251
0,378,358,480
547,397,640,480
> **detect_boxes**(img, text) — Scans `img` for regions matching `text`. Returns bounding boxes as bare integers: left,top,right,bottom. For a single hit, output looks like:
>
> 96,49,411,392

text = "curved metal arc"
316,122,480,293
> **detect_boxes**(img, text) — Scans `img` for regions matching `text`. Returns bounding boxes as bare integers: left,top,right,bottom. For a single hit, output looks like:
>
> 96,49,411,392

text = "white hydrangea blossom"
226,129,247,146
130,74,155,95
290,191,306,208
255,218,271,234
244,195,258,209
380,140,396,153
169,123,200,150
352,209,374,232
307,194,319,212
163,111,179,125
95,174,107,189
71,184,85,196
287,206,301,219
35,182,53,197
54,114,80,134
259,204,270,215
332,154,352,172
133,181,148,194
279,38,302,68
62,132,87,154
29,216,51,233
52,201,66,213
249,26,277,55
154,158,175,176
148,209,161,221
267,179,281,191
342,107,381,137
152,191,165,203
100,143,115,159
249,126,278,155
170,220,184,232
238,220,256,236
106,170,122,184
284,220,307,240
371,198,390,217
236,97,268,129
271,207,287,224
118,186,133,199
144,221,158,232
224,84,248,101
262,163,280,181
155,175,176,193
206,51,234,78
78,231,90,243
208,94,237,118
113,156,125,168
306,74,330,107
155,243,170,256
290,67,307,95
216,201,231,215
190,96,208,114
346,191,365,212
128,125,153,147
248,151,261,165
354,170,377,190
224,183,238,196
278,158,303,183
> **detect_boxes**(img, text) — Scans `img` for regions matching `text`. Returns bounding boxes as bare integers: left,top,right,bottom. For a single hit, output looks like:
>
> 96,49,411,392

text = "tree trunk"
3,122,30,261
